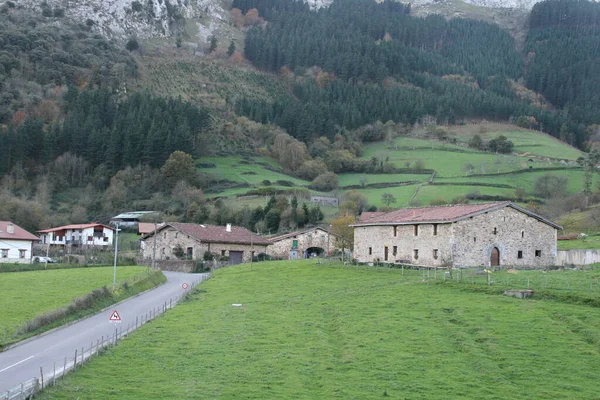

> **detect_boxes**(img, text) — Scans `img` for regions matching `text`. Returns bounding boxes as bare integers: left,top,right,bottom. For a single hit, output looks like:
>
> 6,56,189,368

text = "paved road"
0,271,208,394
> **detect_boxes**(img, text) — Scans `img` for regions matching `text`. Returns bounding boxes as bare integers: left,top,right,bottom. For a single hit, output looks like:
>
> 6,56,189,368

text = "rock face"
16,0,229,39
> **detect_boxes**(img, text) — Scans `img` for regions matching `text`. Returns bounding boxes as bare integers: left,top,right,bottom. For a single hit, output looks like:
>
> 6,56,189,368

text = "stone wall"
141,226,268,263
268,228,334,259
353,223,453,266
451,207,557,268
558,250,600,265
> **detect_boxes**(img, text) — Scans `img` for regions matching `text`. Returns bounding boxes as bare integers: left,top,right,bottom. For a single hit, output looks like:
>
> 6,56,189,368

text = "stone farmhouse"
0,221,39,264
268,227,337,259
140,223,271,265
352,202,561,268
37,224,115,247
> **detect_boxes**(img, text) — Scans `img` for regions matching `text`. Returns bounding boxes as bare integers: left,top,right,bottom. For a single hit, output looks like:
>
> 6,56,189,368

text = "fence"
558,250,600,266
346,263,600,299
0,274,211,400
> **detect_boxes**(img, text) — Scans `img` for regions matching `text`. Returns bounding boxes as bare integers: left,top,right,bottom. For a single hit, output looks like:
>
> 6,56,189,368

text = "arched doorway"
491,247,500,267
305,247,325,258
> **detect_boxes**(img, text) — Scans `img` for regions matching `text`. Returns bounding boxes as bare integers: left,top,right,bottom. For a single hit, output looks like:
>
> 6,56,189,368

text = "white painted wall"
0,239,34,264
40,227,114,246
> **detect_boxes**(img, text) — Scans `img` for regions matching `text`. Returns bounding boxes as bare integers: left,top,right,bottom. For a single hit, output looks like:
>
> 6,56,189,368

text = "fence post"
81,347,84,364
40,366,44,389
136,316,138,328
53,361,56,386
63,357,67,378
74,349,78,370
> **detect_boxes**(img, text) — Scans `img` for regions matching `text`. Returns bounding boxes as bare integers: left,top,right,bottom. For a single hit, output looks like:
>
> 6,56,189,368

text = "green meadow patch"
40,261,600,399
0,266,154,347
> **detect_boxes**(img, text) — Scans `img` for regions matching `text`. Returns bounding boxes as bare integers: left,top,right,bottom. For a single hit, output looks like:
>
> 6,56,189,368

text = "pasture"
40,260,600,399
0,266,148,340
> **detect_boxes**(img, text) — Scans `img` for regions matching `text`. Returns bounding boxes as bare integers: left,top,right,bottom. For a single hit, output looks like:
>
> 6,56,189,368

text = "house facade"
268,227,337,259
352,202,560,268
37,224,115,247
0,221,39,264
140,223,271,265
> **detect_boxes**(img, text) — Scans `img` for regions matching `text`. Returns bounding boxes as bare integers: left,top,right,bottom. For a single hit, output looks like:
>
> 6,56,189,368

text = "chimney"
226,223,232,232
6,223,14,234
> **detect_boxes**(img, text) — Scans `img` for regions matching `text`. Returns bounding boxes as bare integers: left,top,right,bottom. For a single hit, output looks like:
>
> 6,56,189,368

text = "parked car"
34,256,57,263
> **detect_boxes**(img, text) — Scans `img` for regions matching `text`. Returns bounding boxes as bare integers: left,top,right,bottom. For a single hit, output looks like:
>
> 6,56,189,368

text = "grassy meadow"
0,266,148,340
40,260,600,399
198,123,586,210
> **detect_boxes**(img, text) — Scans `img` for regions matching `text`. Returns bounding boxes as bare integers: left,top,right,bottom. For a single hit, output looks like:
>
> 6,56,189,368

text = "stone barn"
352,202,561,268
140,223,270,265
268,227,337,259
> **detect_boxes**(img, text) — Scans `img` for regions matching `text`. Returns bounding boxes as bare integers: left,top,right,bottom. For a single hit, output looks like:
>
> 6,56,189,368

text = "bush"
309,172,339,191
488,135,514,154
126,38,139,51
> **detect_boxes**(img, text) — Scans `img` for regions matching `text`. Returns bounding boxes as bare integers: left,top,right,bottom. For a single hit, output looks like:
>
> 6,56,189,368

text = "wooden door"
384,246,389,261
491,247,500,267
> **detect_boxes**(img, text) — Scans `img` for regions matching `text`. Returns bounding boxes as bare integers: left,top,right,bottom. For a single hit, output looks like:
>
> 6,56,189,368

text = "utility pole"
250,230,254,272
113,223,119,290
152,222,157,270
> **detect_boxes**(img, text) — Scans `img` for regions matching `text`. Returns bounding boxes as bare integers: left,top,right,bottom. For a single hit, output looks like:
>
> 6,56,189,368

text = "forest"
233,0,598,148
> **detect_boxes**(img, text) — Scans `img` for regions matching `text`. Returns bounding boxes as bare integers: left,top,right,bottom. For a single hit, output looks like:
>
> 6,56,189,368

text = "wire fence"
0,273,211,400
344,262,600,298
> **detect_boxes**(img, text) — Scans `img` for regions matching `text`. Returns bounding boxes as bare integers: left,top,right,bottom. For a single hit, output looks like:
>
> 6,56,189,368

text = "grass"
0,266,149,344
39,260,600,399
558,237,600,251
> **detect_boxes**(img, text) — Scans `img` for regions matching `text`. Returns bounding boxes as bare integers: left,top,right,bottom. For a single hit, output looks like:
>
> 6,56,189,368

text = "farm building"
110,211,158,227
0,221,39,264
268,227,337,259
37,224,115,247
310,196,339,207
352,202,561,268
140,223,271,265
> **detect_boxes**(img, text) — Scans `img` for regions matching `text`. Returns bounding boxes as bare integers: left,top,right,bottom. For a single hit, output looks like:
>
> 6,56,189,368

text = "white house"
0,221,39,264
37,224,115,247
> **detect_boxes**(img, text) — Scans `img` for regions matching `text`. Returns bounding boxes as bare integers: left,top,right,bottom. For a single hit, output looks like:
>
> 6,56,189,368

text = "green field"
40,261,600,399
0,266,147,338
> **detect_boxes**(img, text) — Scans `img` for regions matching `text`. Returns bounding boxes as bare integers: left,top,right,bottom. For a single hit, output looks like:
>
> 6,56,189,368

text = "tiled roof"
352,202,561,229
359,212,385,221
37,223,114,233
269,227,332,242
0,221,39,241
144,223,271,246
138,222,164,235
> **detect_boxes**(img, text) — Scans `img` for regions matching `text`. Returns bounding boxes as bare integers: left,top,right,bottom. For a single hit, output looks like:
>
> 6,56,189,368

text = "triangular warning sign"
109,310,121,321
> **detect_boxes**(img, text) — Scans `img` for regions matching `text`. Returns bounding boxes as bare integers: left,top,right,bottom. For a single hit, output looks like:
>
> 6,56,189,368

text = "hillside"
202,122,585,211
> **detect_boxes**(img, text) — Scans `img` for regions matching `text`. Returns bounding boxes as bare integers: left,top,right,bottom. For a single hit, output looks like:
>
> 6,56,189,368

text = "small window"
517,250,523,259
19,249,26,258
187,247,193,259
433,249,438,260
164,232,167,239
414,225,419,236
393,246,397,256
535,250,541,257
103,237,108,242
493,227,497,235
1,249,7,258
175,232,178,239
474,237,476,243
413,249,419,260
433,224,438,236
393,226,398,237
384,246,389,261
368,247,372,255
503,217,506,222
521,231,524,238
221,250,226,256
87,236,93,241
161,248,165,254
292,240,299,249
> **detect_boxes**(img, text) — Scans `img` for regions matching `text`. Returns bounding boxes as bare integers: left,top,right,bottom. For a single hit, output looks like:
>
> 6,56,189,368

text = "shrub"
309,172,339,191
126,38,139,51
